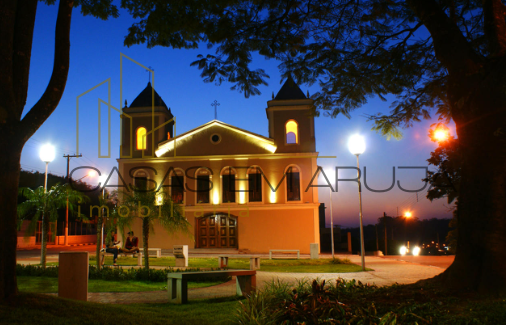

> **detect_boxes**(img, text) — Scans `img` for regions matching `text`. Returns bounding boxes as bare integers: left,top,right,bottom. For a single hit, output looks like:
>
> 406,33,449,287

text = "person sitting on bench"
105,230,122,266
123,231,140,255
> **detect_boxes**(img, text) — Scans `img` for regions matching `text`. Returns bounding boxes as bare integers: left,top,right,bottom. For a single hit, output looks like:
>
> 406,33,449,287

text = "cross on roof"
211,100,220,120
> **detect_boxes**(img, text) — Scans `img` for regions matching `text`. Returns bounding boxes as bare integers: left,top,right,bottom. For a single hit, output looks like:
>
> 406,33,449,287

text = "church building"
117,77,320,254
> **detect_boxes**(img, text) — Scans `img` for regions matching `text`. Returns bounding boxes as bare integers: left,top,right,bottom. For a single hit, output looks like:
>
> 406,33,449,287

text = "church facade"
117,78,320,253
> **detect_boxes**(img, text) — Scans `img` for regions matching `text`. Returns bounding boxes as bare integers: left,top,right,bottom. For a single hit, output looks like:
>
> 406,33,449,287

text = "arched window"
137,127,147,150
285,120,298,144
247,167,263,202
286,165,301,201
133,169,148,192
221,167,236,203
196,168,211,204
170,169,184,204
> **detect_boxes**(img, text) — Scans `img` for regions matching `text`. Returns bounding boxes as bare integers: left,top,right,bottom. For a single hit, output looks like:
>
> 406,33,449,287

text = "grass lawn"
17,276,225,293
95,256,370,273
0,293,238,325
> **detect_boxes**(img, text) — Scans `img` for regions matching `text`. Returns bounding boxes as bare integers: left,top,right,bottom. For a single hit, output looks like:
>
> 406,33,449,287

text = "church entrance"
196,214,238,248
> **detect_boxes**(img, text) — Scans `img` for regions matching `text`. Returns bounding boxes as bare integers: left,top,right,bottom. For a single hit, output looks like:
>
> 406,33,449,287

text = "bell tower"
120,82,174,158
266,76,316,153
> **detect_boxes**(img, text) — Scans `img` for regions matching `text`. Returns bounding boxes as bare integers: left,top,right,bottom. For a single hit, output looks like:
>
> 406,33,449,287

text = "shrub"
234,279,431,324
16,264,229,283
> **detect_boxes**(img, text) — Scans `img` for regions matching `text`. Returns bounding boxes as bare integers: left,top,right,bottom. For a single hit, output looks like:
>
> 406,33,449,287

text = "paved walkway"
59,255,449,304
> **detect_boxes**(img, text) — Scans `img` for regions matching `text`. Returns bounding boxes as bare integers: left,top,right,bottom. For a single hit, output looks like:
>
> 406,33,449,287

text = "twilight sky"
21,3,455,228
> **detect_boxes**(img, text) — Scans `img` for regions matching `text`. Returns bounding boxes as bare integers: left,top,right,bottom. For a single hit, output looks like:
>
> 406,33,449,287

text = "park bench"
269,249,300,259
139,247,162,258
218,255,261,270
167,270,256,304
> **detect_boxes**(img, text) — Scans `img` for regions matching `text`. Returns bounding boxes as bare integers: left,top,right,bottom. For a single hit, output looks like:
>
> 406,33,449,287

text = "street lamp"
39,144,55,265
99,174,107,251
329,178,335,259
39,144,55,192
404,211,412,248
348,135,366,271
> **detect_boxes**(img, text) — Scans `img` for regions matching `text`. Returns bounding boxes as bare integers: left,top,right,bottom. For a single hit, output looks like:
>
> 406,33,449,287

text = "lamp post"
329,186,334,259
99,175,106,251
39,144,55,265
348,135,366,271
404,211,412,248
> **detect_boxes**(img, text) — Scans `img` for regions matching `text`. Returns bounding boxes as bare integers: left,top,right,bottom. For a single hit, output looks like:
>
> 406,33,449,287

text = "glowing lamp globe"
348,135,366,155
434,129,448,142
39,144,55,163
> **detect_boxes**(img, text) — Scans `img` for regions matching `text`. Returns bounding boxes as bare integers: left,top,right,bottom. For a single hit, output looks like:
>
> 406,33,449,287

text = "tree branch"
482,0,506,56
406,0,481,76
0,0,17,124
20,0,73,142
13,0,38,121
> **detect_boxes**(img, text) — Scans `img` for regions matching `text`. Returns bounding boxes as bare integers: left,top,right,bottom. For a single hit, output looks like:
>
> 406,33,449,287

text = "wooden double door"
197,214,237,248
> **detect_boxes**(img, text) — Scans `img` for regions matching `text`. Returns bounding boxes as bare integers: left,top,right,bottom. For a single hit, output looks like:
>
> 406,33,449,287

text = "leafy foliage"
17,184,89,237
118,0,495,136
16,264,228,283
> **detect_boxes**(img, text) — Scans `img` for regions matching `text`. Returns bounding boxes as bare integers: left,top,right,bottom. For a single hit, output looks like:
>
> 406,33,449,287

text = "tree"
122,0,506,292
424,125,461,253
0,0,118,300
17,184,88,268
111,189,191,269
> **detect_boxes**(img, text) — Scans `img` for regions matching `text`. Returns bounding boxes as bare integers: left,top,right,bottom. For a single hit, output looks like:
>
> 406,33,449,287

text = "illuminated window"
221,167,236,203
196,168,211,204
285,120,298,144
170,169,184,204
247,167,262,202
137,127,147,150
286,166,300,201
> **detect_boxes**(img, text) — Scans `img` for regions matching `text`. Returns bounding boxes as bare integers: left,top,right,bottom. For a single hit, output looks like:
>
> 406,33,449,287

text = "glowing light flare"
404,211,412,218
348,135,366,155
434,129,449,142
400,246,408,256
155,193,164,206
213,190,220,205
39,144,55,163
412,246,421,256
270,190,276,203
239,184,246,204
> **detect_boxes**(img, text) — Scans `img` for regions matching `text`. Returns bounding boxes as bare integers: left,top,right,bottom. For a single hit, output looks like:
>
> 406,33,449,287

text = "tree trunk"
0,143,23,300
142,218,150,269
95,215,103,270
439,62,506,293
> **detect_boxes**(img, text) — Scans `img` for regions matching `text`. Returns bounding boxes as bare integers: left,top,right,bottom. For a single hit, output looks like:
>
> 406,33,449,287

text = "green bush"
234,279,431,324
16,264,229,283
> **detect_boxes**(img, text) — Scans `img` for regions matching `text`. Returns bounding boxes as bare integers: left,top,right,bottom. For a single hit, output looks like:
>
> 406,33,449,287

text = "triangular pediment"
155,120,276,157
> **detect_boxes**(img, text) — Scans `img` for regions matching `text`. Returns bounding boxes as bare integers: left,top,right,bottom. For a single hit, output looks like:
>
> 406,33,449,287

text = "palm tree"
18,184,88,268
112,189,191,269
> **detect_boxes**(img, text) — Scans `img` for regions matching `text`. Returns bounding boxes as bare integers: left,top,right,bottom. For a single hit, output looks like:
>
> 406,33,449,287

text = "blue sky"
21,3,455,227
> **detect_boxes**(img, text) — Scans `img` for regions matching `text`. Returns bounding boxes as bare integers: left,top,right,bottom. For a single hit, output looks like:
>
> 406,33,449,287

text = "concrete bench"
100,251,143,267
139,247,162,258
167,270,256,304
269,249,300,259
218,255,261,270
